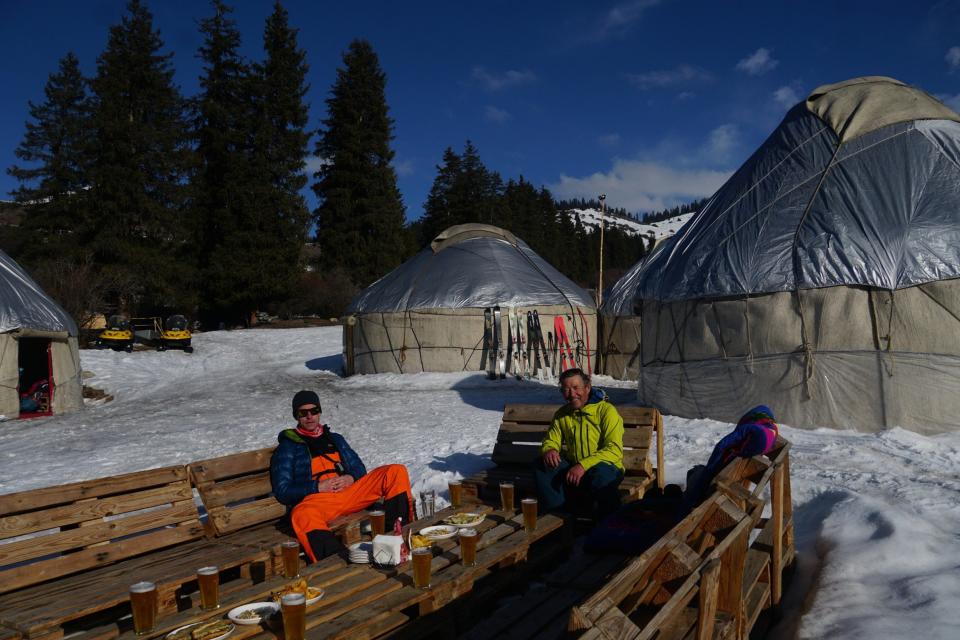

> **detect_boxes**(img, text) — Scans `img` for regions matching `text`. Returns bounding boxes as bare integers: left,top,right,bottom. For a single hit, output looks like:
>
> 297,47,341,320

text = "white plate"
305,588,325,605
167,622,234,640
227,602,279,625
443,512,485,528
418,524,459,540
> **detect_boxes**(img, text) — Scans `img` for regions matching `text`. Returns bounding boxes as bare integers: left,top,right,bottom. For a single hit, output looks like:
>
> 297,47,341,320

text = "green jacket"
540,392,624,472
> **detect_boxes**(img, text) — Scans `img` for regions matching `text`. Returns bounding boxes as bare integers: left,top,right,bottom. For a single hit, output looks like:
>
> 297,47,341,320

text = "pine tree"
313,39,406,286
7,52,93,250
88,0,193,312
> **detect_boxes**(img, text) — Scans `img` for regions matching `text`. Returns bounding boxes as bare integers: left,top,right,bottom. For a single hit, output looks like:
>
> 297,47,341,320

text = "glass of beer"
281,592,306,640
522,498,538,533
129,581,157,635
197,565,219,610
369,509,386,536
411,547,433,589
281,540,300,579
500,481,515,512
458,528,479,567
448,480,463,508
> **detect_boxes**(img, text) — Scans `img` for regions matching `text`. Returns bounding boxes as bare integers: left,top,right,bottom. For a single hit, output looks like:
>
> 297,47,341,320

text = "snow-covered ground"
565,207,694,239
1,326,958,639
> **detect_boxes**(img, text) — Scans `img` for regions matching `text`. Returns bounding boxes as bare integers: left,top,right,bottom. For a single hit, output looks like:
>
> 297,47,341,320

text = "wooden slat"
491,442,540,466
0,523,203,595
200,473,273,509
209,499,286,535
187,448,274,484
0,501,199,565
696,558,721,640
0,482,194,539
622,425,653,449
496,425,551,443
502,404,558,423
0,466,187,514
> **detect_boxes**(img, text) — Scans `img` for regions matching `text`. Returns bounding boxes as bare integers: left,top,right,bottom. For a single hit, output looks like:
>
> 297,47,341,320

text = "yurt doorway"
18,337,53,417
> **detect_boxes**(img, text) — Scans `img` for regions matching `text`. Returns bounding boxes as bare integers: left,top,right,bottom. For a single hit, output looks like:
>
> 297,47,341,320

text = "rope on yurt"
711,300,730,360
790,141,844,399
745,296,754,374
379,312,405,372
461,332,486,371
404,310,426,372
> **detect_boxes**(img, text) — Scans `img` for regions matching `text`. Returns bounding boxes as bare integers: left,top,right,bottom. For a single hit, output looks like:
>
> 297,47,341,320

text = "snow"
1,326,959,639
564,207,694,239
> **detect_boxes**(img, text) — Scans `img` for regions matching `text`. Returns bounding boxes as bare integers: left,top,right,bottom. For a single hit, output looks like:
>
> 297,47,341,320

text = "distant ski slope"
564,207,693,240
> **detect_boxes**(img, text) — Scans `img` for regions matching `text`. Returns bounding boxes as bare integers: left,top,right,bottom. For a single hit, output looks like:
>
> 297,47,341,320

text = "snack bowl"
227,602,279,625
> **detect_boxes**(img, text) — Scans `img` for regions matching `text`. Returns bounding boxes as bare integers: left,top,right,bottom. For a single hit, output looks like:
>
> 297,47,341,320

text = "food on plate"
191,620,233,640
410,534,432,548
446,512,482,525
237,607,273,620
271,578,321,603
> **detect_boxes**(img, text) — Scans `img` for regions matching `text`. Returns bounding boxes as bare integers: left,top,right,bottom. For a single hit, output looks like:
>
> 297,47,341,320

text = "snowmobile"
157,314,193,353
96,315,134,352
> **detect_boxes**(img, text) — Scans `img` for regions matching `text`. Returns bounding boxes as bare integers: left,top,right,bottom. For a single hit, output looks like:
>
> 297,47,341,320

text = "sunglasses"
296,407,321,418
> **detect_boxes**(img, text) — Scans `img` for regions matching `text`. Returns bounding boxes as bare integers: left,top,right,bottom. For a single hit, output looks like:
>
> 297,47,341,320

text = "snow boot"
306,529,345,561
382,491,412,528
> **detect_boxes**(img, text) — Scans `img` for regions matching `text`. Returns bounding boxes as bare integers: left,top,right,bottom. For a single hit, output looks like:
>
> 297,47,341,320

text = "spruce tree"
88,0,193,312
8,52,93,252
313,39,406,286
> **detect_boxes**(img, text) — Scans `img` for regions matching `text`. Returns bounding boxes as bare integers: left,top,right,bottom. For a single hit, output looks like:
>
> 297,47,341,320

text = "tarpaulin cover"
0,250,77,335
632,80,960,303
347,225,595,312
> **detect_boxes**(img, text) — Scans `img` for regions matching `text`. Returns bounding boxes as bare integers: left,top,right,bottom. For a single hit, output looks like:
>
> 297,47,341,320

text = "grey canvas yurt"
631,76,960,434
344,224,597,375
0,250,83,419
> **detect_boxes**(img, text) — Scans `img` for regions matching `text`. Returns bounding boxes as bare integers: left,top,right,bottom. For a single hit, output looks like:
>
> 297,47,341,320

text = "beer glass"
411,547,432,589
499,481,515,512
369,509,386,536
448,480,463,508
522,498,538,533
129,581,158,635
281,540,300,578
458,528,479,567
281,592,306,640
197,565,219,610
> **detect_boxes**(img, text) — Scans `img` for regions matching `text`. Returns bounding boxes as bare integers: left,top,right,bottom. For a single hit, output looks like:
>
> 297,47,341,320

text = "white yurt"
631,76,960,434
0,250,83,419
343,224,597,375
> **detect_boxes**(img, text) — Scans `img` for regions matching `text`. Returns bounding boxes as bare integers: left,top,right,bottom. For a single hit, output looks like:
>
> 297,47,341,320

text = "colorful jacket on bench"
541,389,625,472
270,428,367,507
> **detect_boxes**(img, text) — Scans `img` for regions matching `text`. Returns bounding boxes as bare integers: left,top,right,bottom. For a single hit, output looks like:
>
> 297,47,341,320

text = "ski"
516,309,527,380
484,307,496,379
495,306,506,378
508,307,520,378
577,308,592,376
527,311,541,380
533,310,550,377
555,315,577,372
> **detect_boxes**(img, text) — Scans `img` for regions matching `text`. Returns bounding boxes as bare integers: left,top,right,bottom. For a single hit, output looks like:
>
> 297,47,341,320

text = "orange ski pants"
290,464,413,561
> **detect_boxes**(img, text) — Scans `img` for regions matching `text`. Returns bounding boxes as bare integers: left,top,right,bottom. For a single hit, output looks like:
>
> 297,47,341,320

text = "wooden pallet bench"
566,437,795,640
0,466,270,640
461,404,665,506
188,448,371,577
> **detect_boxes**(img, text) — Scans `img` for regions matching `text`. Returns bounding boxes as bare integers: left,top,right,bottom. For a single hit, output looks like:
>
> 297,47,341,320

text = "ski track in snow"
0,326,958,639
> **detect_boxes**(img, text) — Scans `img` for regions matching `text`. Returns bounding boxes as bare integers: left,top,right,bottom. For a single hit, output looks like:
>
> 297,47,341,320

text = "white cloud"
591,0,662,40
471,66,537,91
773,85,800,109
305,155,330,174
393,159,414,177
549,159,730,213
626,64,713,90
947,47,960,70
484,105,512,124
703,124,739,165
676,91,696,101
597,133,621,147
937,93,960,112
736,48,779,75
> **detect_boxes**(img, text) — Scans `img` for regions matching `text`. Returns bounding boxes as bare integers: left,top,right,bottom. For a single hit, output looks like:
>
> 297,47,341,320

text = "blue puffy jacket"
269,428,368,507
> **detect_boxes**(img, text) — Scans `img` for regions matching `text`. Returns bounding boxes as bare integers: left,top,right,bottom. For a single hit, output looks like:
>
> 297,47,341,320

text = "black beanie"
292,390,321,417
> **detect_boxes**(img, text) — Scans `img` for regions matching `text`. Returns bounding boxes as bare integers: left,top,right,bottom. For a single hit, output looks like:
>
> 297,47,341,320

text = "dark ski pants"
534,458,623,518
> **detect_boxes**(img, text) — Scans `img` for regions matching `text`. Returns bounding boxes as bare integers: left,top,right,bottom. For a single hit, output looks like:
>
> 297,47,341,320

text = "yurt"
0,250,83,419
631,76,960,434
344,224,597,375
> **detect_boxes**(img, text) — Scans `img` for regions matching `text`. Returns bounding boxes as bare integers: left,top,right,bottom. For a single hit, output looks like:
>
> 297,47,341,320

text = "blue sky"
2,0,959,220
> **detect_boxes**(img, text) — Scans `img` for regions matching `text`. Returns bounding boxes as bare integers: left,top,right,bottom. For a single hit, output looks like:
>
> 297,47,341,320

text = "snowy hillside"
565,207,694,240
0,326,958,638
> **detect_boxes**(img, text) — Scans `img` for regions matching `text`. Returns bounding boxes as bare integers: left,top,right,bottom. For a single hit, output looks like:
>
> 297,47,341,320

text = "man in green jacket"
535,368,624,517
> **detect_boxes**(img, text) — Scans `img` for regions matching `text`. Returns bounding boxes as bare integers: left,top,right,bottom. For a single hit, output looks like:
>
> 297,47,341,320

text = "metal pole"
597,194,606,307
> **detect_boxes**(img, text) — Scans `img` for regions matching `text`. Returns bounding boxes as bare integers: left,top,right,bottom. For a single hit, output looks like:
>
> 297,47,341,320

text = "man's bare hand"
565,464,586,486
543,450,561,469
316,478,338,493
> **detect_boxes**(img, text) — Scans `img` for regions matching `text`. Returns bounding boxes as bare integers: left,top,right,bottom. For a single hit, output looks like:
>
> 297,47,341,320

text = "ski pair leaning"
483,307,552,380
